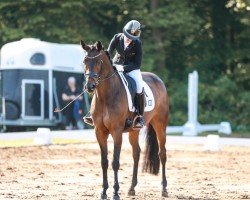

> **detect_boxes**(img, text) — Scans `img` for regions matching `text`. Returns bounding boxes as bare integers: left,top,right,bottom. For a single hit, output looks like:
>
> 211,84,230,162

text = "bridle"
54,51,116,113
84,52,116,87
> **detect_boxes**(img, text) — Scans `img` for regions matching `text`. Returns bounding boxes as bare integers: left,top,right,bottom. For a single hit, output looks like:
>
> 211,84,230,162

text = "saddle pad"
118,71,155,112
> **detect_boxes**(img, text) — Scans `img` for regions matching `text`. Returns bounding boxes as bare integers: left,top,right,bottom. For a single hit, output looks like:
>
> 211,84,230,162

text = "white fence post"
181,70,232,136
183,71,199,136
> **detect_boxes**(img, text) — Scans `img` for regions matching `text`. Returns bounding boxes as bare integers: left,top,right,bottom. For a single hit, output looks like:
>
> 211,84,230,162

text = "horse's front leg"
96,129,109,200
111,130,123,200
128,131,140,196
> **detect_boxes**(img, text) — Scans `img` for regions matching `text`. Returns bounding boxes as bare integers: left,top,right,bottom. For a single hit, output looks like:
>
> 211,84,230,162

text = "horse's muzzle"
85,82,96,93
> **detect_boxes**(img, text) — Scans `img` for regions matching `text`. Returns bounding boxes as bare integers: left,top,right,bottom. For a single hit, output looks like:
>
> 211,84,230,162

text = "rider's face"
124,36,132,43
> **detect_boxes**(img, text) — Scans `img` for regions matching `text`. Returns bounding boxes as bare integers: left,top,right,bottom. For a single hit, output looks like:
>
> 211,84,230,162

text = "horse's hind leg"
151,120,168,197
96,129,109,199
128,130,140,196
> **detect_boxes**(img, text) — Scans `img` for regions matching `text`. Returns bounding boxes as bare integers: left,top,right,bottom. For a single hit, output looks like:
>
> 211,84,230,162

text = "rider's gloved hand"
114,64,124,72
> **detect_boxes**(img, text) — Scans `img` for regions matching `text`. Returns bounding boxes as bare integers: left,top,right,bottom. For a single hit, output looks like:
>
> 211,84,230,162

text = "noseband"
84,52,116,87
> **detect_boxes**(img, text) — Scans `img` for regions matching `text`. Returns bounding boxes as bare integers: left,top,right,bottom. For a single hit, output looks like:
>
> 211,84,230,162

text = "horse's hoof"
100,193,108,200
113,194,120,200
162,190,168,197
128,189,135,196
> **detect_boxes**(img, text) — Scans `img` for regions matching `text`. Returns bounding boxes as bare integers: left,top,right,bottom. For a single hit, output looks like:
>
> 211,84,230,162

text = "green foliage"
0,0,249,132
199,74,250,131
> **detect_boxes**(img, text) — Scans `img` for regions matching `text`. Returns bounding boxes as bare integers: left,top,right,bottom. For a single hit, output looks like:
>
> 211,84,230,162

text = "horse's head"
80,40,104,93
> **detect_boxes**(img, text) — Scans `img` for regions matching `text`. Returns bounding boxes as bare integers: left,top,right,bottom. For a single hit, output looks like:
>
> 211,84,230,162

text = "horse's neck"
94,59,121,103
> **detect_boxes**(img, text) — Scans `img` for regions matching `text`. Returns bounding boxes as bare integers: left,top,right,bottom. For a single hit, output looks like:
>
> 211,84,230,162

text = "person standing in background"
62,77,83,130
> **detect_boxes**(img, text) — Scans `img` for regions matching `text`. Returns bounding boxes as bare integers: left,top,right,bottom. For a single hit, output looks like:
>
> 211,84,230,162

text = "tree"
0,0,249,131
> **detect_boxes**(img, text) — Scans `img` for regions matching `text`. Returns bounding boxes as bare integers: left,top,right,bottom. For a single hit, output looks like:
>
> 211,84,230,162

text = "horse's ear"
95,41,103,51
80,40,90,51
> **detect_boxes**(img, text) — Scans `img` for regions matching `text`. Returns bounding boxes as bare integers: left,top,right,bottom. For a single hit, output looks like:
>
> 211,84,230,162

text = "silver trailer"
0,38,89,131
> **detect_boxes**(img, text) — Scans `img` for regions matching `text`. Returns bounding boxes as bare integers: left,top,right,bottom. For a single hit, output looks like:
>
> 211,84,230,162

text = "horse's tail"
142,124,160,175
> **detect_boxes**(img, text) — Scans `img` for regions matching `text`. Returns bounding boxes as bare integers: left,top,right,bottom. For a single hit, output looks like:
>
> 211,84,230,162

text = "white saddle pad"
118,72,155,112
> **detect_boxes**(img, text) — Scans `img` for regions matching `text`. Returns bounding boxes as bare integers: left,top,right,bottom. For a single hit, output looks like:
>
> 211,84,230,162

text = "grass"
167,132,250,138
1,132,249,148
0,139,34,148
198,132,250,138
0,138,85,148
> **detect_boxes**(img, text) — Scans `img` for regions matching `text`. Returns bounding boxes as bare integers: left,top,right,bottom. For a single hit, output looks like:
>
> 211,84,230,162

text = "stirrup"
133,115,144,129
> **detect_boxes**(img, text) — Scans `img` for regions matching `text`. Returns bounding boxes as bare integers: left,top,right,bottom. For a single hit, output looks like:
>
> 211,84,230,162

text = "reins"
95,71,117,86
54,89,87,113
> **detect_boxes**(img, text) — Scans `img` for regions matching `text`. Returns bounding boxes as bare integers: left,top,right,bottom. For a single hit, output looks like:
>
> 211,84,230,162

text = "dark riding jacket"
107,33,142,73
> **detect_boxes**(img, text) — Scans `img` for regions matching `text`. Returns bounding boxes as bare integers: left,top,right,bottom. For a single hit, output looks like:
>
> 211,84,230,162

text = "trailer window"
30,53,45,65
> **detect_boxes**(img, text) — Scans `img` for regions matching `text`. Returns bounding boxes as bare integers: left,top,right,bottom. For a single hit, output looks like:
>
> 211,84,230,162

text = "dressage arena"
0,131,249,200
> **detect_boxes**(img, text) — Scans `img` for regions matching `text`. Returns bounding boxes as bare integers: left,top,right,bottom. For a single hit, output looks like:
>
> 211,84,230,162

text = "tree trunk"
150,0,165,72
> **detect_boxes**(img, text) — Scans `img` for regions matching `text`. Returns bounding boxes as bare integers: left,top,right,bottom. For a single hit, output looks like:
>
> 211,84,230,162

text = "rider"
84,20,145,127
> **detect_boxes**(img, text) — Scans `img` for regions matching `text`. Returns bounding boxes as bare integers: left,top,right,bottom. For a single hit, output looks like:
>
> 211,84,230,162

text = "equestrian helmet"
123,20,141,40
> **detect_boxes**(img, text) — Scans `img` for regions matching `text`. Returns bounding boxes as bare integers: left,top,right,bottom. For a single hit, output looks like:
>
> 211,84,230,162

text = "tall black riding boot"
83,112,94,126
135,90,145,128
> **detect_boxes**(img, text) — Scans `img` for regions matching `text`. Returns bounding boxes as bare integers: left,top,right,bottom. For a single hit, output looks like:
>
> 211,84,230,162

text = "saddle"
117,71,155,113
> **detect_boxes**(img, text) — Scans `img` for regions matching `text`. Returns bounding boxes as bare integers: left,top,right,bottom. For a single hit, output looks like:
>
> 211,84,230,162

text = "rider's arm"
107,34,119,55
123,42,142,73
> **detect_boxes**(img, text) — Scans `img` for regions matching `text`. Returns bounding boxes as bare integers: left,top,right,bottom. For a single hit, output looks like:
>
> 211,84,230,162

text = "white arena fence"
0,71,239,149
0,128,249,149
168,71,232,136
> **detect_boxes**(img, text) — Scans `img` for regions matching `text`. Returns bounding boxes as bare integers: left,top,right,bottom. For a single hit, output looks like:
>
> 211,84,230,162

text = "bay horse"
80,40,169,200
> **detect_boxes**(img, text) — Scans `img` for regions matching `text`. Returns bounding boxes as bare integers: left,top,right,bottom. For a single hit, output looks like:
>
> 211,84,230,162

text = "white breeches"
126,69,143,93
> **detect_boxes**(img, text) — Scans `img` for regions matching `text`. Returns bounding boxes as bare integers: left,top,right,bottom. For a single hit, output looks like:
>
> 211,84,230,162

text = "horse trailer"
0,38,89,131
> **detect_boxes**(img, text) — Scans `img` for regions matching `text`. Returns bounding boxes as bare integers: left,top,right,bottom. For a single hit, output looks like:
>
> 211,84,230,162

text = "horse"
80,40,169,200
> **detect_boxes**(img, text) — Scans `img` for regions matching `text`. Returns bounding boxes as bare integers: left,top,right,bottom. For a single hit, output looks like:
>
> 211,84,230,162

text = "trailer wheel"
0,100,20,120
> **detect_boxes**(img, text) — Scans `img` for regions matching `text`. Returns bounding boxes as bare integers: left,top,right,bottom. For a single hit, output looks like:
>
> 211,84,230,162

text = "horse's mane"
104,50,112,65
